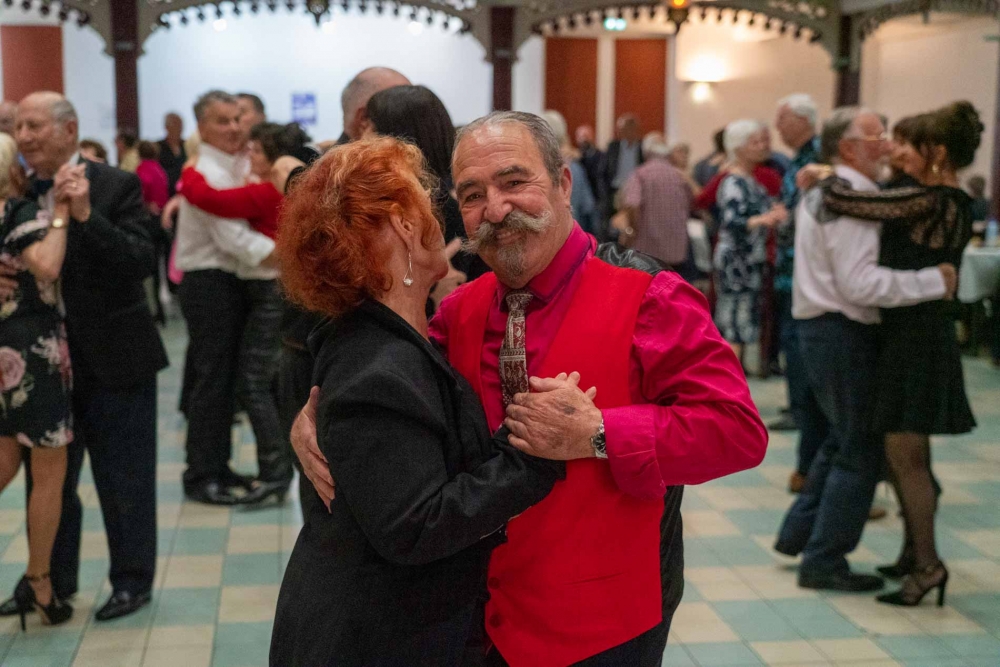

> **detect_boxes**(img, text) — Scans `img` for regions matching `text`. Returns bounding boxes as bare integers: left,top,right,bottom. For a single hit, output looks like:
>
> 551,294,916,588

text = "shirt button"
488,577,500,590
489,612,503,628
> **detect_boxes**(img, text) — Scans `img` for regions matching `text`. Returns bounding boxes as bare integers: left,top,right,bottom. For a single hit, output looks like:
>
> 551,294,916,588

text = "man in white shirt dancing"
174,90,278,505
774,107,957,591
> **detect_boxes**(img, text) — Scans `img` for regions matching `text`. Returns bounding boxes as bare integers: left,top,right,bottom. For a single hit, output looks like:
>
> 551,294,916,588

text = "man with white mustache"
291,111,769,666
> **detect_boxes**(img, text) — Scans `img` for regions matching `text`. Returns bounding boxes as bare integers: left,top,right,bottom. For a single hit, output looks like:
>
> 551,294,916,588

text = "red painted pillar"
110,0,139,132
491,7,515,111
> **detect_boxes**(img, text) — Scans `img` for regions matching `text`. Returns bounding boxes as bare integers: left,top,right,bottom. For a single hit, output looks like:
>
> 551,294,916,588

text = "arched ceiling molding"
511,0,842,58
1,0,111,52
139,0,488,51
848,0,999,68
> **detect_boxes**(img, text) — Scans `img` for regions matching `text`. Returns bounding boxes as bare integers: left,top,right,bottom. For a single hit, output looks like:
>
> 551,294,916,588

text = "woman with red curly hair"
269,136,564,666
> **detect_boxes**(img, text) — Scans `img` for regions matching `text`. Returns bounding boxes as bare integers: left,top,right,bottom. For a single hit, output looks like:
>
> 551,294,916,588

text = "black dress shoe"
241,479,291,506
95,590,151,622
800,570,884,592
184,480,243,506
219,468,255,492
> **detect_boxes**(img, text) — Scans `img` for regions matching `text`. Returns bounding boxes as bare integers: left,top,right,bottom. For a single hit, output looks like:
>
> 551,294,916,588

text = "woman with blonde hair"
0,133,75,628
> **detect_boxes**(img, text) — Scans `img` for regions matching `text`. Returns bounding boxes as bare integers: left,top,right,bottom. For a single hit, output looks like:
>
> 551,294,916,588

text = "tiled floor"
1,318,999,666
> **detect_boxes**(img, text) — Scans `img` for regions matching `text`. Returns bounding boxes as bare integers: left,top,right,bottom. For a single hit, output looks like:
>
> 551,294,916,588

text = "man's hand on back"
938,263,957,300
291,387,336,511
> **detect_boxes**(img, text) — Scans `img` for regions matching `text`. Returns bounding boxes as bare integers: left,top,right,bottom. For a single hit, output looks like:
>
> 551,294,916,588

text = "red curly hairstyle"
277,136,442,318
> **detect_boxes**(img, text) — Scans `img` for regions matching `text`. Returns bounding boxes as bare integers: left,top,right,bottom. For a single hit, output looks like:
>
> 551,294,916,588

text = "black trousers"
25,374,159,598
180,270,290,485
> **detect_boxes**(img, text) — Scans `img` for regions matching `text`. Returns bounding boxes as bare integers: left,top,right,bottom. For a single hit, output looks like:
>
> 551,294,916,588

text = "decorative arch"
139,0,488,51
846,0,999,68
512,0,843,61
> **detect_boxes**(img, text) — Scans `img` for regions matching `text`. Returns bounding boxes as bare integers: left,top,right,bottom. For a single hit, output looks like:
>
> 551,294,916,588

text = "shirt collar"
199,142,241,171
496,223,592,308
795,136,819,161
834,164,878,191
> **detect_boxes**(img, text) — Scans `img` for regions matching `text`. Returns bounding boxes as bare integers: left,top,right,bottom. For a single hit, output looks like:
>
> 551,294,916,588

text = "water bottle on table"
986,219,999,247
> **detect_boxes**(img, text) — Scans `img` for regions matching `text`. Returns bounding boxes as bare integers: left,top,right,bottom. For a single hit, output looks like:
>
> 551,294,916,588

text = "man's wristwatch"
591,418,607,459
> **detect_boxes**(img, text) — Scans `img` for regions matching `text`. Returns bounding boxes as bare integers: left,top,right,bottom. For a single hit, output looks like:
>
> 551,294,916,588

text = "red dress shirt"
179,167,283,239
430,224,767,499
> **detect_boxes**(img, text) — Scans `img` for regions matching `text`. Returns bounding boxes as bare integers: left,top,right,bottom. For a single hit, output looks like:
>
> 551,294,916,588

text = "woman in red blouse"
178,122,309,236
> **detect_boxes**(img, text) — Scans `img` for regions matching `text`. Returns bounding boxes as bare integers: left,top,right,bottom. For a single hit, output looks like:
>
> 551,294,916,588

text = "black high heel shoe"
876,562,949,607
15,573,73,630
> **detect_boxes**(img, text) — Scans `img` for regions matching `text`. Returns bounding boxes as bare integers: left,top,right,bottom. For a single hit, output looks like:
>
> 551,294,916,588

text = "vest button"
488,577,500,590
489,612,503,628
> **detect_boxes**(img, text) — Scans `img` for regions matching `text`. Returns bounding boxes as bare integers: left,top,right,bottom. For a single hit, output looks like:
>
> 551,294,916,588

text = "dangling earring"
403,252,414,287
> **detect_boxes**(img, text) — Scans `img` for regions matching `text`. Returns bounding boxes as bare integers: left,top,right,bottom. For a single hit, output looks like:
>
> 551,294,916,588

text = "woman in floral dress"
0,133,74,627
713,120,787,370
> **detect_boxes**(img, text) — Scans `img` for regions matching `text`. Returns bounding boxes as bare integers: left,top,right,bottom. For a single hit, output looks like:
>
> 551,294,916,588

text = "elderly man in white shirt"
774,107,957,593
175,90,281,506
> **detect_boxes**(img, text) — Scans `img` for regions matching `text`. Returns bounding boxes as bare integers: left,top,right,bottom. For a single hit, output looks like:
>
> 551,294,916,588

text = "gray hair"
820,106,873,163
455,111,564,184
0,133,18,199
193,90,236,122
777,93,818,127
724,119,765,160
541,109,569,146
50,99,78,127
643,132,670,159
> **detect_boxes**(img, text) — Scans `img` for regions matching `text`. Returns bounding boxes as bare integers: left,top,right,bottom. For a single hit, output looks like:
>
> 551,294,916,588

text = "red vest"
448,257,664,667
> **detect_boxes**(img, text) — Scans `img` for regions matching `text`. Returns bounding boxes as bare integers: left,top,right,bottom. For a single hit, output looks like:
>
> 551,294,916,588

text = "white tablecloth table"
958,245,1000,303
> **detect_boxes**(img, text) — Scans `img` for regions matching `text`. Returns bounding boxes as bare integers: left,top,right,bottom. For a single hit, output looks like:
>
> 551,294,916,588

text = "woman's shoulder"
311,303,446,395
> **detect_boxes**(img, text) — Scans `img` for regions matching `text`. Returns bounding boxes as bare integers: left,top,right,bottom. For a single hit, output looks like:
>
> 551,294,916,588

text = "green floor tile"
172,527,229,555
212,639,271,667
7,627,82,655
723,509,787,536
215,621,275,646
661,644,696,667
685,642,763,666
704,537,775,567
939,633,1000,658
877,635,958,660
222,553,283,586
770,599,864,640
949,594,1000,635
712,601,803,642
0,651,75,667
153,587,219,626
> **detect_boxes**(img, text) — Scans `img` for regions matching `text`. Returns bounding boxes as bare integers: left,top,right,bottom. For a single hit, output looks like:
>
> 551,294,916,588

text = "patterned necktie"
499,289,533,410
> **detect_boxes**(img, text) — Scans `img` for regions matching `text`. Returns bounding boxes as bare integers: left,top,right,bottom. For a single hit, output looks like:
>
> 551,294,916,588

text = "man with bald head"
0,92,167,621
339,66,410,142
277,66,411,518
0,100,16,135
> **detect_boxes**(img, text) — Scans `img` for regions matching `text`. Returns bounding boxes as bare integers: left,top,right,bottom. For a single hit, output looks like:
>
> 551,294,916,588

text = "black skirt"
875,300,976,436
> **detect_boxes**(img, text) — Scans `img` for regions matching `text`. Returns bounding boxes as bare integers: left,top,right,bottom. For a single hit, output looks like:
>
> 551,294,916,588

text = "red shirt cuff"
603,405,666,500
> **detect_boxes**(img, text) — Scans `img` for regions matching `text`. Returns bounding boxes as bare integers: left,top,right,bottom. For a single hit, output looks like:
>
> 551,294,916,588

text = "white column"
596,35,616,148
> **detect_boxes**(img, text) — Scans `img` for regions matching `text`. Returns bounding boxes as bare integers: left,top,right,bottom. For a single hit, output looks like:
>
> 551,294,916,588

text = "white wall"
139,9,501,143
672,18,836,160
0,13,115,151
861,14,998,190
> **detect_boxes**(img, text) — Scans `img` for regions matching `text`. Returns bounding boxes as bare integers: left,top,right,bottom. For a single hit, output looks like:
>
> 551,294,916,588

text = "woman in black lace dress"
0,133,75,627
813,102,983,607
